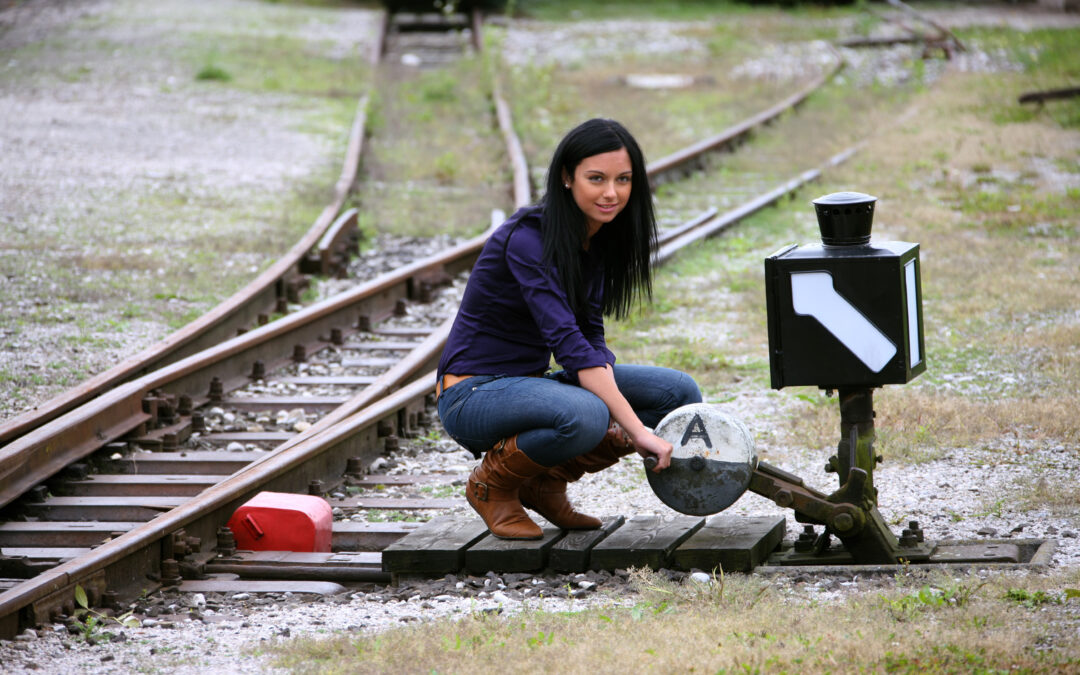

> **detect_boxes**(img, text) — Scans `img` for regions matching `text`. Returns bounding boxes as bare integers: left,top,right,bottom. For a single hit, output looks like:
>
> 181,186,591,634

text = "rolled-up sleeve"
505,227,611,374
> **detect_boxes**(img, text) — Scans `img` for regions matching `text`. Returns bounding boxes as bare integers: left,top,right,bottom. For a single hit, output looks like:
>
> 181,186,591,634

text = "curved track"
0,14,856,638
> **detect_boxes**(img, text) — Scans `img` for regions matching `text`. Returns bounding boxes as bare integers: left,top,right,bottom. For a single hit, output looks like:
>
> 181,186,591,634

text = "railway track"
0,10,856,638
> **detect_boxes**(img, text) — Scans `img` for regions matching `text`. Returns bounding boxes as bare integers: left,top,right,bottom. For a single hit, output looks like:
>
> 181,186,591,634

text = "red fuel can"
227,491,333,552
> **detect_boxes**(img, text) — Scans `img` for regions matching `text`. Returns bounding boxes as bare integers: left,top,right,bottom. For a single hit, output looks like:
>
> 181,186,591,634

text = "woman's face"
564,147,632,238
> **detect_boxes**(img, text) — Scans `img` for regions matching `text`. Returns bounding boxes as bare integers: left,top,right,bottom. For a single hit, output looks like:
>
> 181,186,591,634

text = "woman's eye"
617,176,631,183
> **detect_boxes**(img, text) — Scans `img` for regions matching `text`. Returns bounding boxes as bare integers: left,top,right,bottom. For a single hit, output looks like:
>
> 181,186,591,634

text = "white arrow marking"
791,271,896,373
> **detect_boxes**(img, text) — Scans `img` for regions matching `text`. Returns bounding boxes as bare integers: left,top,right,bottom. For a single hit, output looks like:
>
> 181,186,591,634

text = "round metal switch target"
644,403,757,516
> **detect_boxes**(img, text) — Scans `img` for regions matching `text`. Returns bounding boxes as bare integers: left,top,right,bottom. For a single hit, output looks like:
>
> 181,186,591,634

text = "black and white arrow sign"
791,271,897,373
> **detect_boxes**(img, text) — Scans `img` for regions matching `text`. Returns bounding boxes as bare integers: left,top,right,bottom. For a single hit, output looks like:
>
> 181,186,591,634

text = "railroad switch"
637,193,1049,570
755,193,929,564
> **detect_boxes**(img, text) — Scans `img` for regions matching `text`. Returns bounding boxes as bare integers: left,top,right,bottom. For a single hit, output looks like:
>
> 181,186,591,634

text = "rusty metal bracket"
750,387,937,565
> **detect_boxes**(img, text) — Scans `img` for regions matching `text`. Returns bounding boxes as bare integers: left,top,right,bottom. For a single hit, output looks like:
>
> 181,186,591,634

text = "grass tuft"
195,63,232,82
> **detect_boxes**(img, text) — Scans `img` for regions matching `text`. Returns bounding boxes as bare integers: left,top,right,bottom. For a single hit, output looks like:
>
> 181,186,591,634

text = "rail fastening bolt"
160,559,181,587
208,377,223,403
773,490,793,507
833,513,855,533
216,526,236,557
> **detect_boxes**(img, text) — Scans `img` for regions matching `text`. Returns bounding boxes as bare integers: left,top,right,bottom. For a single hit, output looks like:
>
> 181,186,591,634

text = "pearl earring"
564,183,570,189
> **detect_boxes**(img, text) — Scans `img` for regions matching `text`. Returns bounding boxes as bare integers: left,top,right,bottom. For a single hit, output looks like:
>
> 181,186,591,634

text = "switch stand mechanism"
748,388,935,565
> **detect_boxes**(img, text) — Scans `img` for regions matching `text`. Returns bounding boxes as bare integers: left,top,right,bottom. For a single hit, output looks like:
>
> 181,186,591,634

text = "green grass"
195,63,232,81
267,570,1080,674
355,51,507,237
188,32,368,97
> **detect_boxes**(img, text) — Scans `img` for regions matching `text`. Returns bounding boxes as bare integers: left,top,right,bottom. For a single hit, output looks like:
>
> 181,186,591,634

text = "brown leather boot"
466,435,547,540
519,474,601,530
552,424,638,480
519,425,637,530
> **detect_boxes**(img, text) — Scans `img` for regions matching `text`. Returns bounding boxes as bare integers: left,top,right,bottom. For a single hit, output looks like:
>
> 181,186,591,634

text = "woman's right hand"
630,429,673,472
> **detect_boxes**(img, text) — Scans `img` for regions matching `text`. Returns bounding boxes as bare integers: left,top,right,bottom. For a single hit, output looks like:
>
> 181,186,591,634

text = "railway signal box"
764,192,925,390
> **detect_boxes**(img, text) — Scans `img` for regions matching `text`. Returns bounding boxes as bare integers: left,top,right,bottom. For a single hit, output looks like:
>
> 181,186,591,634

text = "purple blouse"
437,206,616,380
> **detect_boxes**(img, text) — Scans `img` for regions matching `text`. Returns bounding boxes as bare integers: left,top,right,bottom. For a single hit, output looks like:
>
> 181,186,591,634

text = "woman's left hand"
630,430,673,472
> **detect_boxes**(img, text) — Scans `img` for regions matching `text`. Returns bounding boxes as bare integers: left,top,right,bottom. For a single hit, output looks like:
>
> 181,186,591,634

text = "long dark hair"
540,118,657,320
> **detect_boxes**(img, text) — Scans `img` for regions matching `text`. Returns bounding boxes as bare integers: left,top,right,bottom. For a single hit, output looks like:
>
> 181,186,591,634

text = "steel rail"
0,236,483,510
0,52,848,509
0,139,867,634
655,146,861,263
494,79,533,210
646,49,844,181
0,374,439,636
0,35,837,449
0,20,529,510
0,49,859,637
0,16,389,448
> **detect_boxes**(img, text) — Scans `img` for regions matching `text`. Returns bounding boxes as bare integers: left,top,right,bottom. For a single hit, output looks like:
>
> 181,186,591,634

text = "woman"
436,118,702,540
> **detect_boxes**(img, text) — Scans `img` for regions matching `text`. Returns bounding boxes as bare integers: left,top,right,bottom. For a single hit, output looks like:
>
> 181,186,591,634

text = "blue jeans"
436,365,702,466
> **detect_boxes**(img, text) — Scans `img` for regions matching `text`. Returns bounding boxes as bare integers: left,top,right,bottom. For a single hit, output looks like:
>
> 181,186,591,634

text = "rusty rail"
0,236,483,510
646,50,844,182
0,45,860,638
655,146,860,263
0,44,851,511
0,374,439,637
1019,86,1080,105
0,23,388,448
494,79,533,210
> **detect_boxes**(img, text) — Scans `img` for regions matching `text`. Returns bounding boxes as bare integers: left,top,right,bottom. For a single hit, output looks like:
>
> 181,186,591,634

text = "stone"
226,442,245,453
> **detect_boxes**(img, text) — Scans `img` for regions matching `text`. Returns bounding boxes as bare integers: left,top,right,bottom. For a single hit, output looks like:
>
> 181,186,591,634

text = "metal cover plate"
647,404,757,516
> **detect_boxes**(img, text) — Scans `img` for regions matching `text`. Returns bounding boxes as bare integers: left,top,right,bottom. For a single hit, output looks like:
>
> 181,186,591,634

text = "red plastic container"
227,491,333,552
